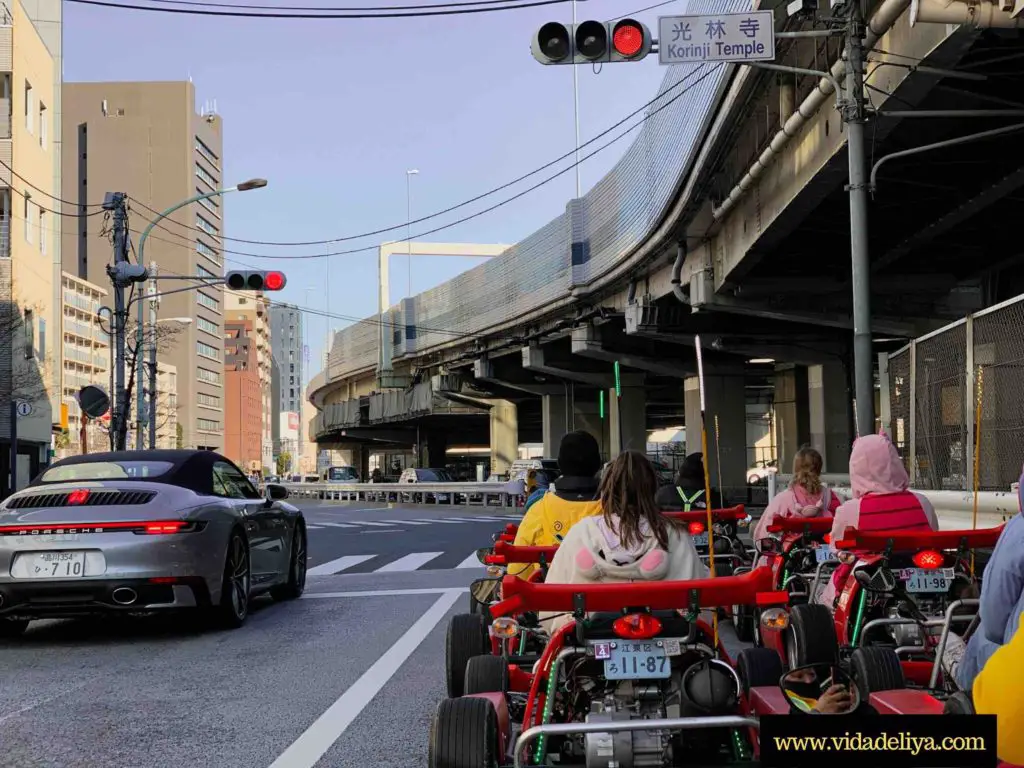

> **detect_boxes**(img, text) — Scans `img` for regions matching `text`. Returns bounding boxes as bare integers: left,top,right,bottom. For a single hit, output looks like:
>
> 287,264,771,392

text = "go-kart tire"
850,646,905,696
446,613,488,698
733,603,756,642
428,696,500,768
943,691,975,714
0,618,29,638
784,603,838,668
465,655,509,695
736,647,784,694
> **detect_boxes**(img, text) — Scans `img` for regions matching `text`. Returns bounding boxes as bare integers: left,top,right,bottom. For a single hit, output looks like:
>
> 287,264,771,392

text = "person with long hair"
542,451,708,630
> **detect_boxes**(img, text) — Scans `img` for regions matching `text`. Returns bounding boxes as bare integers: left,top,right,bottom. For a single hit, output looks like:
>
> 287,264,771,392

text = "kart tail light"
66,489,90,505
613,613,662,640
912,549,944,570
760,607,789,630
688,522,706,535
491,617,520,638
823,534,832,544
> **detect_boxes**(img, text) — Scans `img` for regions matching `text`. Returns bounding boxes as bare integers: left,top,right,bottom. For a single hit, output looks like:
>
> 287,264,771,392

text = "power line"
65,0,580,18
139,0,560,9
0,157,108,212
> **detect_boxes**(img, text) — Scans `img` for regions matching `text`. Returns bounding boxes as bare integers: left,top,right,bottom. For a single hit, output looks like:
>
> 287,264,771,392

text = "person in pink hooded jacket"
753,446,840,567
816,432,939,608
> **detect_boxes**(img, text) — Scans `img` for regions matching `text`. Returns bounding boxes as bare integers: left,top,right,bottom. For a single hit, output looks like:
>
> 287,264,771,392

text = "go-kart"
762,516,835,599
666,506,754,576
428,566,788,768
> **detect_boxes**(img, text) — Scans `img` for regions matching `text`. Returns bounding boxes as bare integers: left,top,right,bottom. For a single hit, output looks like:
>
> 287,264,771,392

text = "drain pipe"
910,0,1024,28
712,0,912,222
669,242,689,305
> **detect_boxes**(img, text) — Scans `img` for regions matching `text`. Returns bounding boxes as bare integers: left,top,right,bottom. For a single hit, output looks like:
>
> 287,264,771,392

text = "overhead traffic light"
225,270,287,291
531,18,653,64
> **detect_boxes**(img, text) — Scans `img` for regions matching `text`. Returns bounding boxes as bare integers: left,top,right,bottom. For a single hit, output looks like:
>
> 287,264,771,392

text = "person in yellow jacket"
512,431,603,579
973,612,1024,766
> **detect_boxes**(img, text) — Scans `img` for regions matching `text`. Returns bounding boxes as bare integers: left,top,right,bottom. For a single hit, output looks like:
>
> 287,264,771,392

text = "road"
0,502,519,768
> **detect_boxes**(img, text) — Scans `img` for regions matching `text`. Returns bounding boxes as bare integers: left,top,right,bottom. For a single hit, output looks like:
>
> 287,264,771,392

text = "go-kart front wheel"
429,697,500,768
850,646,905,696
784,603,838,668
737,647,785,695
446,613,489,698
465,655,509,695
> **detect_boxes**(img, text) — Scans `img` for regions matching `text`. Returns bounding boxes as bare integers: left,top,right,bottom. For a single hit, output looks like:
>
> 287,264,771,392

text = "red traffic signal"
225,270,287,292
531,19,652,64
612,19,645,58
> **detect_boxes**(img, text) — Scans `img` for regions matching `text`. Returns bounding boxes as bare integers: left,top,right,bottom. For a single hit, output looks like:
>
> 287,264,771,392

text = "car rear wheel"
784,603,838,668
208,531,251,629
428,697,499,768
271,521,307,601
736,647,784,694
446,613,488,698
0,618,29,638
465,655,509,695
850,646,905,697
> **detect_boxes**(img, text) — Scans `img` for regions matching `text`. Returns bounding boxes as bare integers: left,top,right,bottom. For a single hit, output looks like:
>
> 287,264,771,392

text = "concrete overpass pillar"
610,381,647,455
569,395,613,463
774,365,810,471
421,432,448,469
808,362,852,472
542,393,568,458
684,371,747,496
490,400,518,475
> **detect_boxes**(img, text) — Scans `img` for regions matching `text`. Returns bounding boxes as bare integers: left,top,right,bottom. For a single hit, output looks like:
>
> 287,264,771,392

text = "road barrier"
279,481,524,509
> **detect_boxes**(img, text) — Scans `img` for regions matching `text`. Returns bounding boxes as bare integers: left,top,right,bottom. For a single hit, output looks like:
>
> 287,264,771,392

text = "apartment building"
269,302,303,463
225,291,272,472
59,272,109,455
61,81,226,451
0,1,58,495
224,317,261,471
153,362,178,450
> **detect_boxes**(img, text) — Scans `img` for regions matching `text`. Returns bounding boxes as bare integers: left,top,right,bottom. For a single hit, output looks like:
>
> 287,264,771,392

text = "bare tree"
0,300,53,406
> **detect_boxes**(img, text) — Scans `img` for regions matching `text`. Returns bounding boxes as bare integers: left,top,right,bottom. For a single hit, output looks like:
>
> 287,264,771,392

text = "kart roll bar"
834,525,1004,552
485,540,559,565
489,566,787,618
664,504,747,524
766,517,833,535
512,716,761,768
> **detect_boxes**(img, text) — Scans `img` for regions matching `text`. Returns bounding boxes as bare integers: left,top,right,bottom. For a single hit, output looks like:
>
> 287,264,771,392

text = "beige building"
61,81,226,451
225,291,272,472
0,0,58,493
59,271,108,456
153,361,178,449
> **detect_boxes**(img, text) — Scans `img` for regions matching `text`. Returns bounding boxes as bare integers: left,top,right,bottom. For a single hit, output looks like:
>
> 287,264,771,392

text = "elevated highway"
309,0,1024,487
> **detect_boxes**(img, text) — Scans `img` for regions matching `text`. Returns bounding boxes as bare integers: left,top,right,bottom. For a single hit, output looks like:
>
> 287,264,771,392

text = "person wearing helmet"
782,667,854,714
654,453,724,512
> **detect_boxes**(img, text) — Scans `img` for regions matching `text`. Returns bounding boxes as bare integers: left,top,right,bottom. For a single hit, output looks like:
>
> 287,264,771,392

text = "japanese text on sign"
658,11,775,65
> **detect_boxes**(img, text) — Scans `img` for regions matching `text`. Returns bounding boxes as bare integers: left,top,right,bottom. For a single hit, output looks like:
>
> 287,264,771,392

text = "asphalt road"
0,502,519,768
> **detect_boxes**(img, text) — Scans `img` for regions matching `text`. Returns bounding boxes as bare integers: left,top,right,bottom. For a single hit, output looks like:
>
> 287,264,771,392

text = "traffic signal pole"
148,263,158,449
103,192,131,451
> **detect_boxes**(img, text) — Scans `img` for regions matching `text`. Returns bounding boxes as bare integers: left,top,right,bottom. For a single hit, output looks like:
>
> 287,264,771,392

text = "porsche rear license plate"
16,551,87,579
591,640,671,680
691,532,708,547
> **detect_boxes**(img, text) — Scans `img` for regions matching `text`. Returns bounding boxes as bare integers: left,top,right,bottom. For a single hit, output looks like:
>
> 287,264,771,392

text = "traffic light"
225,270,287,291
531,18,653,64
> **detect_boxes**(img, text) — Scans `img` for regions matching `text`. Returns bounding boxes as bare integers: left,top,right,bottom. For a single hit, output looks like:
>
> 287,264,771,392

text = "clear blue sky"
63,0,678,382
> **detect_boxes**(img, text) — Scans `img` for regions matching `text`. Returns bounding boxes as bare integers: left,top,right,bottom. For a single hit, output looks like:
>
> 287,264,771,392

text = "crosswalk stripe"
456,552,485,569
305,525,325,530
414,518,468,525
347,521,395,527
307,555,377,576
380,520,429,525
374,552,444,572
317,522,358,528
465,516,514,522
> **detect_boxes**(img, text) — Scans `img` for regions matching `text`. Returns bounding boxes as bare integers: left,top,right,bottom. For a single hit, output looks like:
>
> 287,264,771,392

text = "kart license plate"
592,640,670,680
691,532,708,547
16,551,87,579
815,545,834,563
902,568,950,593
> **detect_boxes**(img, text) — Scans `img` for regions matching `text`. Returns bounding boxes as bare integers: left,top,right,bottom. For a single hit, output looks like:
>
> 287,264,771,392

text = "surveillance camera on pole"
531,18,653,65
224,270,287,292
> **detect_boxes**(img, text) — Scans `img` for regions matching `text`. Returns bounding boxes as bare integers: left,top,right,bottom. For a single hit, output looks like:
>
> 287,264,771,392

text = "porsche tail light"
688,522,706,535
613,613,662,640
0,520,202,535
142,521,190,534
912,549,944,570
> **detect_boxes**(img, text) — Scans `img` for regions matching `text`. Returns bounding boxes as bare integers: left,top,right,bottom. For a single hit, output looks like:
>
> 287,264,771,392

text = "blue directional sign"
658,11,775,65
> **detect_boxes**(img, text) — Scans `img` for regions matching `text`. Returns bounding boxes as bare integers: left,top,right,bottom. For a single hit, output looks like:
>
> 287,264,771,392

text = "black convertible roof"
30,449,239,496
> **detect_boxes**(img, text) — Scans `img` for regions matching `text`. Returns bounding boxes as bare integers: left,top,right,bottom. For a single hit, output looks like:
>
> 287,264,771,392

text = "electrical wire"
0,157,109,212
65,0,580,18
137,0,566,9
128,63,711,247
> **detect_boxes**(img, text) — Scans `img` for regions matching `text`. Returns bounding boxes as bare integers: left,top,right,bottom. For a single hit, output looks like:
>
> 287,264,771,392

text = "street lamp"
134,179,267,450
406,169,418,298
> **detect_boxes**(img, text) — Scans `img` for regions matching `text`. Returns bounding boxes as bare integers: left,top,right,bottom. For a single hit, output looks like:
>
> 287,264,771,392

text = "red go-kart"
429,566,788,768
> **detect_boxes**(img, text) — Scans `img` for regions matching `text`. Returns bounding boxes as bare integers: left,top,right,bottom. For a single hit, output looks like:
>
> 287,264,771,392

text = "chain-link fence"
885,294,1024,492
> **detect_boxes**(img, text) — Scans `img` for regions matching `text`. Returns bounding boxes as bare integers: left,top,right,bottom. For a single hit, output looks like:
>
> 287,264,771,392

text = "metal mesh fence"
886,294,1024,493
324,0,744,380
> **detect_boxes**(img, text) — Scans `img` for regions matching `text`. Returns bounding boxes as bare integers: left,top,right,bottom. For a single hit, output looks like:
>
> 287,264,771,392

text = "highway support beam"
808,362,853,473
684,366,746,495
489,399,518,476
570,324,693,378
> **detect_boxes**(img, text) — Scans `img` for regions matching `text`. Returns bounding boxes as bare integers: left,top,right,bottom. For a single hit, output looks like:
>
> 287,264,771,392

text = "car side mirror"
756,537,781,557
475,547,492,564
265,483,288,501
780,664,860,714
470,577,500,605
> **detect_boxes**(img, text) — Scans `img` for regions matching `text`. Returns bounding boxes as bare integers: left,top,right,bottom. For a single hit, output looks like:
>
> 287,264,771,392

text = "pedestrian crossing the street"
304,514,521,532
307,549,490,576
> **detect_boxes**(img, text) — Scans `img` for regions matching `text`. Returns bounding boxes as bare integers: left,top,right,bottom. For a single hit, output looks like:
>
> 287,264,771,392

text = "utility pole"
147,262,158,449
844,0,874,437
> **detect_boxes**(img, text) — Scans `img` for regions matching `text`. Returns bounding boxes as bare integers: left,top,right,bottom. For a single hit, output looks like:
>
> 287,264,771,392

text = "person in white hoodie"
543,451,709,633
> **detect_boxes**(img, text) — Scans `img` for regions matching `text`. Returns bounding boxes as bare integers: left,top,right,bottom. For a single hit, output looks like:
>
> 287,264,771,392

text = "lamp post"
134,178,267,450
406,169,418,298
148,317,192,449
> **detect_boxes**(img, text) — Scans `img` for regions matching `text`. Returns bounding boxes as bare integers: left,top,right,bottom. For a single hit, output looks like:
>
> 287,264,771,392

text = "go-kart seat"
747,686,792,716
583,610,692,640
868,690,945,715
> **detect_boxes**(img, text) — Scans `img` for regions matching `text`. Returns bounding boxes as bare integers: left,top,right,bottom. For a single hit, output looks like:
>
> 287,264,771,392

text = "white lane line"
456,552,485,569
306,555,376,576
413,518,467,525
380,519,429,525
302,587,467,599
268,589,462,768
346,521,395,527
304,525,325,530
466,515,515,521
315,522,358,529
374,552,444,572
359,530,403,534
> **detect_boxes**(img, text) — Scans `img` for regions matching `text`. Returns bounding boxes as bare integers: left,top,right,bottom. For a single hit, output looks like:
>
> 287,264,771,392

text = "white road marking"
413,518,468,525
302,525,325,530
359,529,403,534
346,521,395,527
456,552,485,569
301,587,468,599
315,522,358,529
306,555,376,576
268,589,463,768
374,552,444,572
380,519,429,525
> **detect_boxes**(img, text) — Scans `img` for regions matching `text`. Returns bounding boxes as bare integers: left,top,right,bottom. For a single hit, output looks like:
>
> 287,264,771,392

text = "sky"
63,0,679,383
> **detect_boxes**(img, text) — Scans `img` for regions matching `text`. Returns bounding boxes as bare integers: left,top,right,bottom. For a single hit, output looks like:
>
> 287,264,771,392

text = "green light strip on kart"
533,664,559,764
850,589,868,646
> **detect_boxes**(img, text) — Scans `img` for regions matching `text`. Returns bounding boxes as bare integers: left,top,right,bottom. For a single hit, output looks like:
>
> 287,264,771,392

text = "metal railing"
279,480,524,509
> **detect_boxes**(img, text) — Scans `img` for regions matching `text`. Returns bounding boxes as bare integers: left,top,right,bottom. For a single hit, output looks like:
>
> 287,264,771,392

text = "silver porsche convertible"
0,449,308,636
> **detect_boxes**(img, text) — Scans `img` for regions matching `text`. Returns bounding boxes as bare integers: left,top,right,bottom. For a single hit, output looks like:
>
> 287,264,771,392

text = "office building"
153,362,178,450
59,272,109,455
0,1,59,495
270,302,303,462
226,291,272,472
224,317,261,471
61,81,226,451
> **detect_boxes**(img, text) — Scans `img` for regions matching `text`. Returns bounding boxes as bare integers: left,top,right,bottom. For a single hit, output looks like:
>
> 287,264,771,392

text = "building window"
198,366,221,385
197,316,219,335
195,162,218,188
23,308,33,358
23,192,31,243
197,292,219,311
197,392,221,408
197,340,219,361
196,215,218,237
38,318,45,360
39,101,46,148
196,192,219,216
197,418,221,433
195,137,219,166
196,264,218,280
24,80,32,133
196,239,220,264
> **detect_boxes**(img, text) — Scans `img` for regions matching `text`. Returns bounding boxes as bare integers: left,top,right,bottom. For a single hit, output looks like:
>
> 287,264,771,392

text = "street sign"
658,11,775,65
15,401,32,418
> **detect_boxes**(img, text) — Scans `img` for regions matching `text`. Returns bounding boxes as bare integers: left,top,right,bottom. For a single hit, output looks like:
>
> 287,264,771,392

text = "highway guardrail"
280,481,524,509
